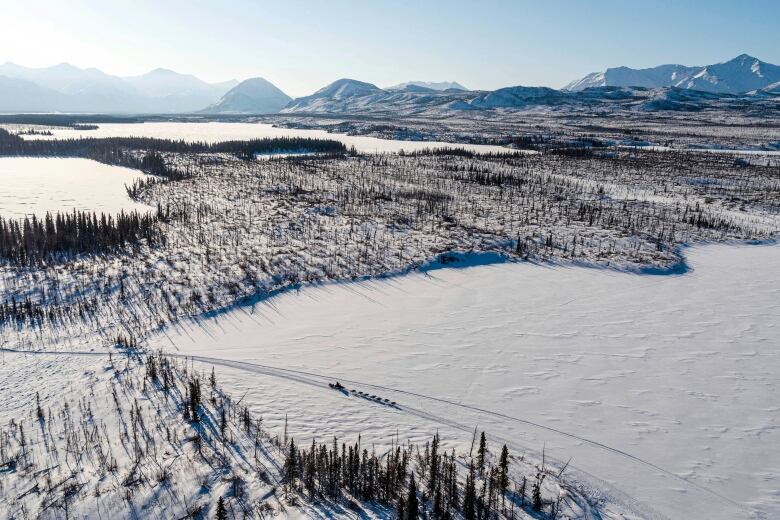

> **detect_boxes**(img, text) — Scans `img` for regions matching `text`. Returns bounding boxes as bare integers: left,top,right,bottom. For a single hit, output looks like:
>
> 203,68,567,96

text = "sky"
1,0,778,97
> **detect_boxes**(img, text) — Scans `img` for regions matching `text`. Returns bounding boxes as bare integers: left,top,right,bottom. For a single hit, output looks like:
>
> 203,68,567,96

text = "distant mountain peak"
137,68,202,81
144,67,181,76
52,62,79,70
388,81,468,92
314,78,383,97
565,54,780,94
201,77,291,114
730,53,757,62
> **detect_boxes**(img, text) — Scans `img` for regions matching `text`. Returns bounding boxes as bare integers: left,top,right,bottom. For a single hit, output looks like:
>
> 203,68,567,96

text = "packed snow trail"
0,346,747,519
160,352,751,519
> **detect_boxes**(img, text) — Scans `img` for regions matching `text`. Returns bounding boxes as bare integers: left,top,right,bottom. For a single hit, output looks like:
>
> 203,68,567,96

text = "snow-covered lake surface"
150,243,780,520
18,121,516,154
0,157,152,219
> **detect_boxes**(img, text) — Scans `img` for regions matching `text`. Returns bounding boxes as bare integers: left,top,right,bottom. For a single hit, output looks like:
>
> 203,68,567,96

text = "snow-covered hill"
565,54,780,94
467,86,569,109
201,77,292,114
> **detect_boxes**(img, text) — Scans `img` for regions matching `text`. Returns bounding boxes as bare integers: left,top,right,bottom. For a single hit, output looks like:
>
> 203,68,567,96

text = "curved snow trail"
0,346,651,520
1,347,748,519
166,353,747,518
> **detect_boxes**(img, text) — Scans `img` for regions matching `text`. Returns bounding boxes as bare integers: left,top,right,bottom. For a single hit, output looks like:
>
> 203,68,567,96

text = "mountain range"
278,79,780,116
279,55,779,116
0,62,238,113
565,54,780,94
0,55,777,115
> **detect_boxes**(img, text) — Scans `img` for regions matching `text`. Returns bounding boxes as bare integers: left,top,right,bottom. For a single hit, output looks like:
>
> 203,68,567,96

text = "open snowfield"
148,243,780,520
16,122,516,154
0,157,152,219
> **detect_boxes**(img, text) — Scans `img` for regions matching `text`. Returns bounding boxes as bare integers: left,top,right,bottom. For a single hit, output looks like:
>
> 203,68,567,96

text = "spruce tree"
532,471,544,512
406,473,419,519
477,432,487,475
498,444,509,495
285,438,297,490
463,463,476,520
429,433,439,494
433,484,442,518
519,476,527,507
396,495,406,519
215,496,227,520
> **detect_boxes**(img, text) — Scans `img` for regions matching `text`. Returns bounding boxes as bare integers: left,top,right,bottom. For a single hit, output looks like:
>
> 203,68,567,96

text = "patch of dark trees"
279,428,556,519
0,210,161,266
0,128,347,162
17,128,54,136
399,147,528,159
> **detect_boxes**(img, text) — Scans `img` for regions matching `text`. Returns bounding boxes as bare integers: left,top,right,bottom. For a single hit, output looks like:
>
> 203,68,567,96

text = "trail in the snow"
1,346,748,519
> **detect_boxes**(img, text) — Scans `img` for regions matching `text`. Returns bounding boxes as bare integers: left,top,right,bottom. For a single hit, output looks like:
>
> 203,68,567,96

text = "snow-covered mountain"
388,80,467,91
2,57,777,115
679,54,780,93
201,77,292,114
311,78,384,98
565,54,780,94
565,64,699,91
124,68,235,98
281,77,779,116
0,62,237,113
282,79,390,113
122,68,238,112
0,75,74,112
0,62,137,98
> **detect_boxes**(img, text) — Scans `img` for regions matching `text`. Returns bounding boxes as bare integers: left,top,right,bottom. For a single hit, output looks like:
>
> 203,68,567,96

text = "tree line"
0,210,160,265
0,128,347,161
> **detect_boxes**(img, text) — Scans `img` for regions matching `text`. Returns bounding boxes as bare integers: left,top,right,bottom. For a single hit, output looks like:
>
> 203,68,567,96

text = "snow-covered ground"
16,122,516,154
148,243,780,520
2,346,618,519
0,157,152,219
1,120,778,518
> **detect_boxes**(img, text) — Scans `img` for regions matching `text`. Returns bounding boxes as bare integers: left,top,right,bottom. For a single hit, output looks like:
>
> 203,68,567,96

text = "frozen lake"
17,121,517,154
0,157,152,219
151,243,780,520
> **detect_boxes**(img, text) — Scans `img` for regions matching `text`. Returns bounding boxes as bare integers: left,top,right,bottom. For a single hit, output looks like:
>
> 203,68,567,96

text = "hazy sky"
2,0,778,97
